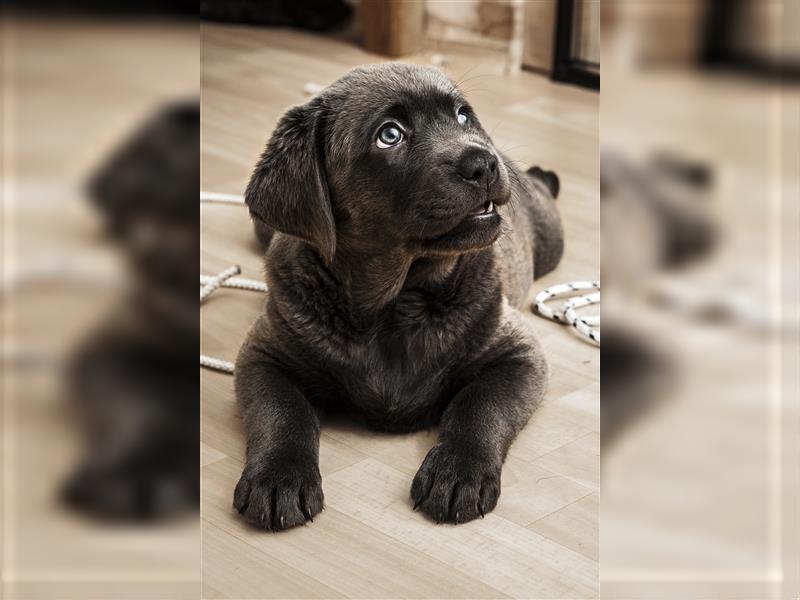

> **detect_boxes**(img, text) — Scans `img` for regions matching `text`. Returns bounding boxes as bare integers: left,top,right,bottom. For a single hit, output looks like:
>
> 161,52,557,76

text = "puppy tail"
526,166,560,199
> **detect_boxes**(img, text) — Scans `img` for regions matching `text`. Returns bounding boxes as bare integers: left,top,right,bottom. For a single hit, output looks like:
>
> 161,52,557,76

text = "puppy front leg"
411,344,548,524
233,353,323,531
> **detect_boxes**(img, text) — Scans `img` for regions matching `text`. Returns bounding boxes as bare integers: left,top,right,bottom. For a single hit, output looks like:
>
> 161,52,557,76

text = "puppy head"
245,64,511,264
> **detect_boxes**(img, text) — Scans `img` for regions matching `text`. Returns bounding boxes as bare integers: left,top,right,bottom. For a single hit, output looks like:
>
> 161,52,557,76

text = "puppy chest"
343,356,447,422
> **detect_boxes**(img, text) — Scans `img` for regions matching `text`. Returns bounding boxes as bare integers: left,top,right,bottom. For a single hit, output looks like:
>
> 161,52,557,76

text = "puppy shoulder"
493,298,548,374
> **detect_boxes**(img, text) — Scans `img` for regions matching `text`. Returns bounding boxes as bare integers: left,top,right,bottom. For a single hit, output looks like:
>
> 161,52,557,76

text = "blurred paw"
61,462,197,521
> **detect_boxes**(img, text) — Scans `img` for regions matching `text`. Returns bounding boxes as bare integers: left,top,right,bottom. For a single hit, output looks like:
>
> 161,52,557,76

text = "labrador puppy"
234,64,564,530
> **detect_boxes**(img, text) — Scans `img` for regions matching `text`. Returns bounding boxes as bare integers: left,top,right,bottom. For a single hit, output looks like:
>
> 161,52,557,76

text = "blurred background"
2,4,200,599
600,1,798,599
201,0,600,87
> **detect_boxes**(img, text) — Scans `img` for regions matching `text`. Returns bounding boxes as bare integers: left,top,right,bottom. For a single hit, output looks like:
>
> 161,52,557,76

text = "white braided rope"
532,280,600,346
200,354,235,374
534,281,599,323
199,192,262,375
564,292,600,345
199,274,268,293
200,264,267,374
200,265,241,302
200,191,246,205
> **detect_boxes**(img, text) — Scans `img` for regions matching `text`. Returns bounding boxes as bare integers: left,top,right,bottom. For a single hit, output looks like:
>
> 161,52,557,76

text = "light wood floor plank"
528,492,599,562
323,459,597,599
203,459,510,599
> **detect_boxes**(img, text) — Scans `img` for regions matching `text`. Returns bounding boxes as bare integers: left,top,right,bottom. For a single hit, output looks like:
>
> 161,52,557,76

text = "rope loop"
533,281,600,346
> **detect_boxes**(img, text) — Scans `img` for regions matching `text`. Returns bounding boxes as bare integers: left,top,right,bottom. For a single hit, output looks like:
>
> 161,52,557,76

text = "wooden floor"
201,24,599,599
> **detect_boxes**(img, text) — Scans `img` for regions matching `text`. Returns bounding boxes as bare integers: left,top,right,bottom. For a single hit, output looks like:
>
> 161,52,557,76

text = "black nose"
456,146,498,186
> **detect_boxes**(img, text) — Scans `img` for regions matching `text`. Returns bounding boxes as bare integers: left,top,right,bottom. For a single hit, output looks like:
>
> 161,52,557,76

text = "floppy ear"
245,100,335,264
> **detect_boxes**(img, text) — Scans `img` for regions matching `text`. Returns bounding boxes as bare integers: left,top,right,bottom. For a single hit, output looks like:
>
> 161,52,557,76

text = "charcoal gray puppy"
234,64,564,530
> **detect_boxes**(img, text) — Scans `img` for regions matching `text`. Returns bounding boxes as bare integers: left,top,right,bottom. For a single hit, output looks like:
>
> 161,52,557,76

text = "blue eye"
457,108,469,126
376,123,403,148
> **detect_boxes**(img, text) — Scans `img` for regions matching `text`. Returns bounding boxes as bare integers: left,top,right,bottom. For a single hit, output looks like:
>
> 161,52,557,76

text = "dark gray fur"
234,64,563,530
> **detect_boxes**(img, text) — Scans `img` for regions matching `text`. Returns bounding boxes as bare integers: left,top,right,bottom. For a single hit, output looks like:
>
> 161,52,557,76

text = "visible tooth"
486,201,493,213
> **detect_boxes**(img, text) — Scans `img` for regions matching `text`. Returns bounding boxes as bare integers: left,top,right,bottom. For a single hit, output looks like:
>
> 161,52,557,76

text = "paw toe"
233,466,323,532
410,444,501,525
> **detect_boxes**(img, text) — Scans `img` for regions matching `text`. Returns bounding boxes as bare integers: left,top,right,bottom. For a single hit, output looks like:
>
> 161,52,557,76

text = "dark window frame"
551,0,600,91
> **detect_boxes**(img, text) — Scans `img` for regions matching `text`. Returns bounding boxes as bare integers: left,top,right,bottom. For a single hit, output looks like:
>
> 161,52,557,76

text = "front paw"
233,453,323,531
410,443,501,524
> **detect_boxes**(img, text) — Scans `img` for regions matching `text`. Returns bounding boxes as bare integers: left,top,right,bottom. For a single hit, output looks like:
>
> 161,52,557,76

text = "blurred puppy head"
245,64,512,263
88,100,199,289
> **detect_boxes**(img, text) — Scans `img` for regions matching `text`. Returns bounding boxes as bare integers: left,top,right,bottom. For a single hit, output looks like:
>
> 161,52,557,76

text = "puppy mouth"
468,200,495,217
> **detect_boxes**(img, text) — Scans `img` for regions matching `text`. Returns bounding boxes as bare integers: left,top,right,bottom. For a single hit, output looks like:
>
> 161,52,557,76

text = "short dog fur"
234,64,564,530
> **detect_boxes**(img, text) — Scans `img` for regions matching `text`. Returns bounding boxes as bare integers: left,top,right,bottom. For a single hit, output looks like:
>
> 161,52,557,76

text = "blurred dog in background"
62,101,199,520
